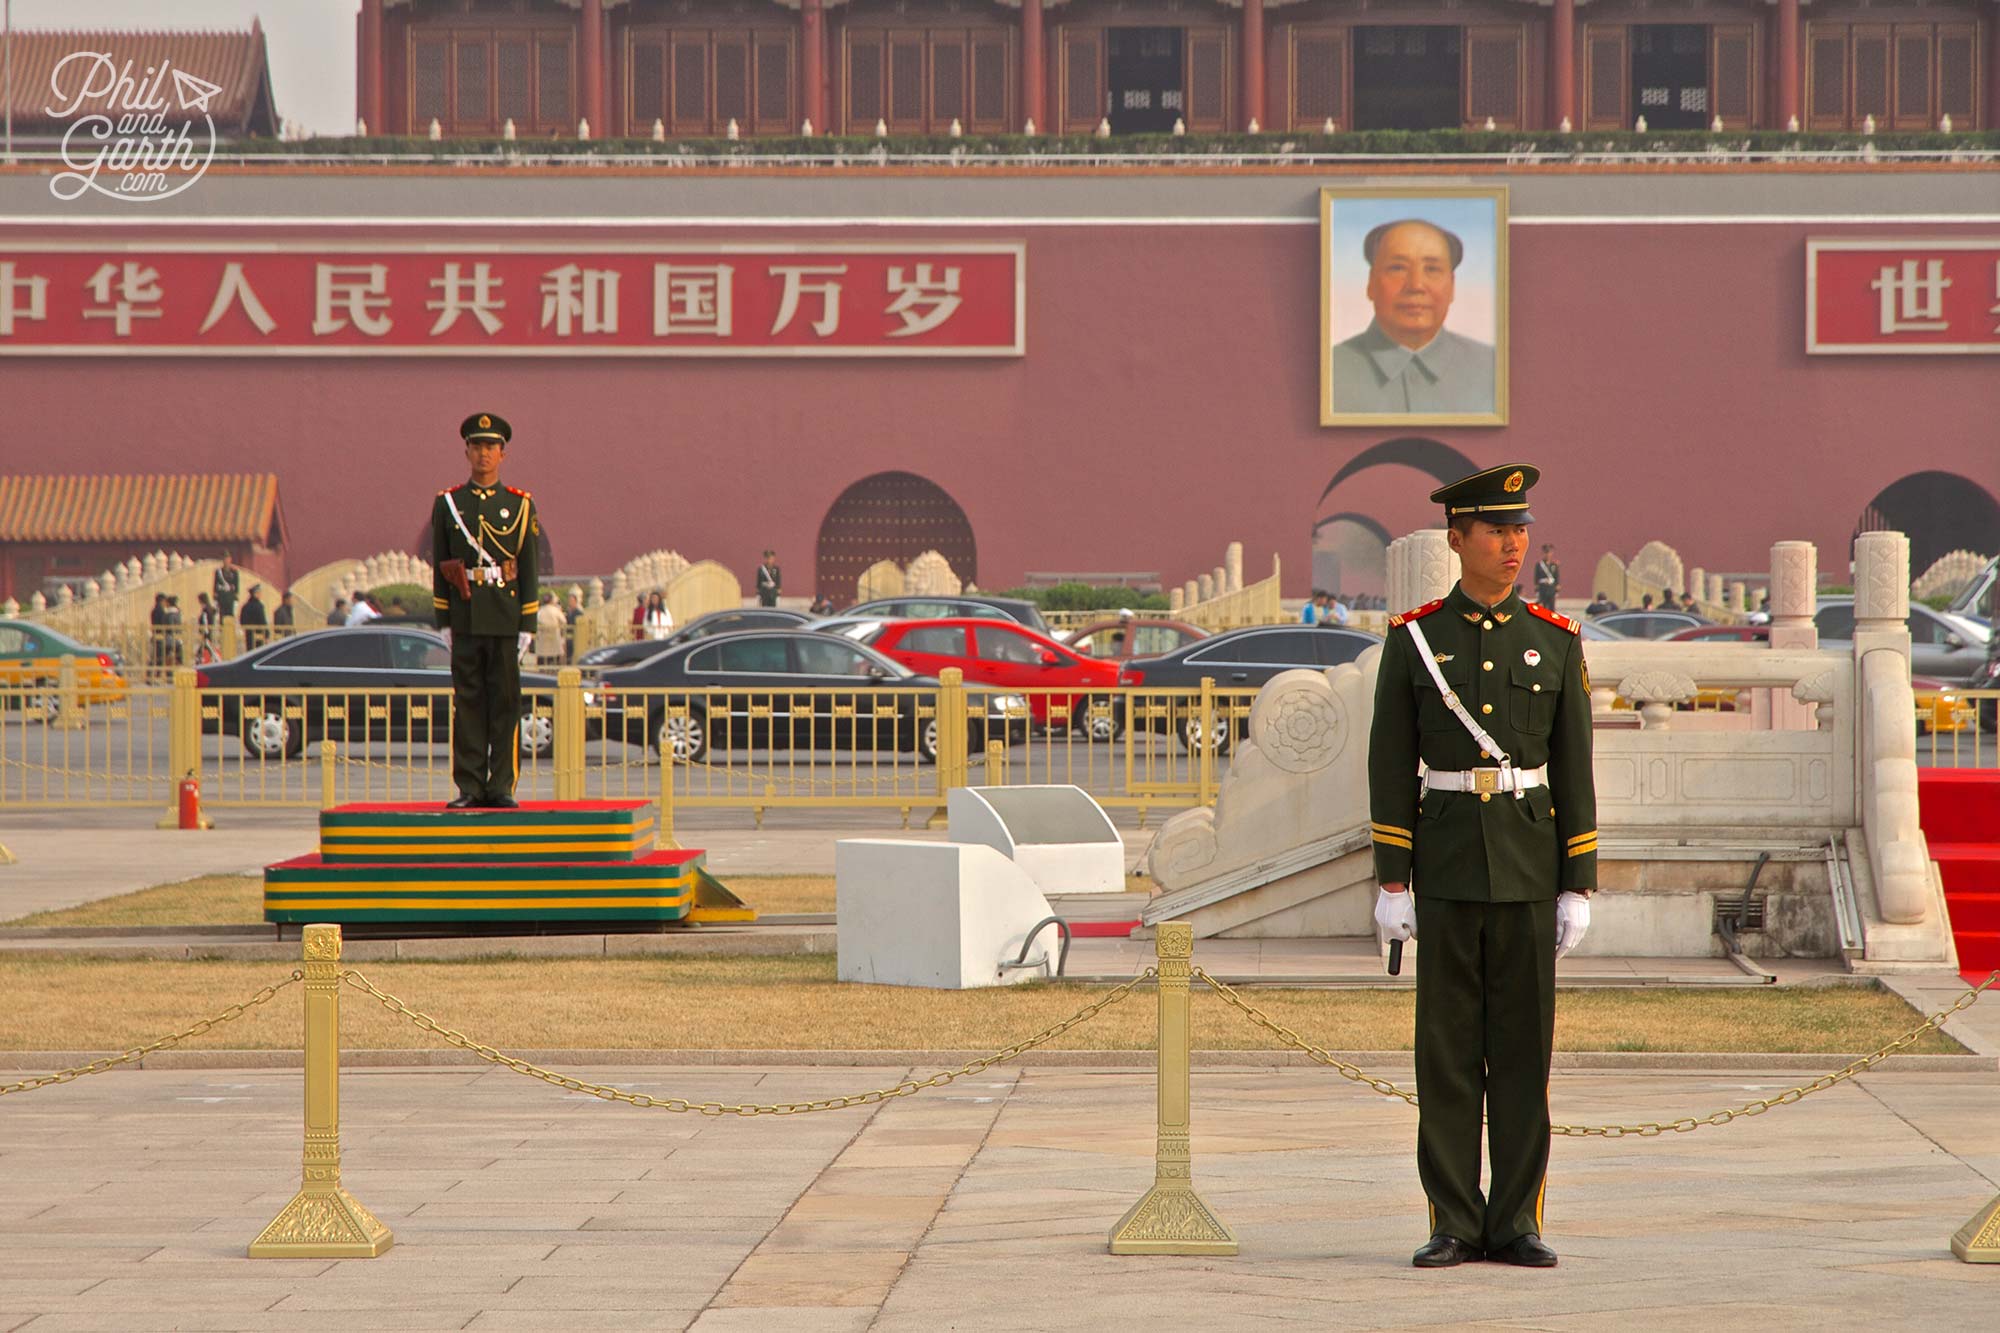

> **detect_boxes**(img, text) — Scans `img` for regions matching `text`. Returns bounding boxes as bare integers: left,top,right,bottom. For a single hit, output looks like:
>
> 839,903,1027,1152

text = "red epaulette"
1527,603,1580,634
505,484,529,497
1387,598,1445,629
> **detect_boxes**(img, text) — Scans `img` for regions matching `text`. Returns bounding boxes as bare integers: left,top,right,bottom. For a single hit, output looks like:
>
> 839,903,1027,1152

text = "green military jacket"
430,480,541,637
1367,584,1597,901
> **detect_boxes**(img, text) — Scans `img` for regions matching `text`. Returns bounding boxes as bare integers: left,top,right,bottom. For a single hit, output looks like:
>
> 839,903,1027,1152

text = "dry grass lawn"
0,955,1966,1056
5,871,1152,929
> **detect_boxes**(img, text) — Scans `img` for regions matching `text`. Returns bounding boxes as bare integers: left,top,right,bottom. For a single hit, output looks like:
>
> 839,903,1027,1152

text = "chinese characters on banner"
1808,239,2000,354
0,242,1026,355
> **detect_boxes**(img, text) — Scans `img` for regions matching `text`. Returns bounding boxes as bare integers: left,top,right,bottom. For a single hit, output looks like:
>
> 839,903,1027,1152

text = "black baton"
1387,939,1404,976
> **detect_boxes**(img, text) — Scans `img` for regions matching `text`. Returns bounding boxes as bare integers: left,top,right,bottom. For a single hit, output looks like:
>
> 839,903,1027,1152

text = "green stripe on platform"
320,806,654,830
264,905,692,923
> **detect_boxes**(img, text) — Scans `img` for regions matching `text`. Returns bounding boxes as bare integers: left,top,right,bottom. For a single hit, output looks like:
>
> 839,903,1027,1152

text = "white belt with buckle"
474,566,505,586
1425,764,1548,794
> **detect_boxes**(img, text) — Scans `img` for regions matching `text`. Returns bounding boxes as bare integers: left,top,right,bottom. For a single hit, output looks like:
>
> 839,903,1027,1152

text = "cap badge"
1503,470,1525,493
1524,649,1541,666
478,414,492,429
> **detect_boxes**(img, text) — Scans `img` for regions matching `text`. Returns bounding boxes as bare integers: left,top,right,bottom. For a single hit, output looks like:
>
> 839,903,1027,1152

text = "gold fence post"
54,654,83,730
928,667,967,828
985,737,1007,786
221,615,239,661
658,726,679,849
320,740,338,811
1953,1193,2000,1262
158,667,199,829
249,924,392,1259
1109,920,1237,1255
553,666,585,801
1197,676,1217,807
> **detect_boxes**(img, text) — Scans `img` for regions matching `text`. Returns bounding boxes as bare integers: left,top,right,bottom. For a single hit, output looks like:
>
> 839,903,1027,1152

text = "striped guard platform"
318,800,657,864
264,848,704,924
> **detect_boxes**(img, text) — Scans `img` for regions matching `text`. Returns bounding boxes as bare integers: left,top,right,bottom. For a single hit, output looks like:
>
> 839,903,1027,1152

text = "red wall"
2,218,1996,599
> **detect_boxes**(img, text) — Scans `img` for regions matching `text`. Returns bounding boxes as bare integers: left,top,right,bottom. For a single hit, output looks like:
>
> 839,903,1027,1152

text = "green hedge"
997,583,1171,613
360,583,434,620
266,128,2000,161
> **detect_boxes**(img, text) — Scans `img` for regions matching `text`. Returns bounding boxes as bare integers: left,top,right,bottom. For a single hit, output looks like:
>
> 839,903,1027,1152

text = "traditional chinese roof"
0,25,279,139
0,475,285,548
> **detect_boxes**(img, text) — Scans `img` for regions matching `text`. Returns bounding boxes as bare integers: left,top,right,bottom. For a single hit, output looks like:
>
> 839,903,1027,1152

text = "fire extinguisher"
178,771,202,830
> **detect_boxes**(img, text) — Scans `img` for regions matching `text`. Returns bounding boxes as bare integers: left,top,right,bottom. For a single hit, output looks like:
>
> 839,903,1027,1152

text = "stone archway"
816,471,976,607
1311,512,1391,600
1313,437,1479,600
1854,471,2000,575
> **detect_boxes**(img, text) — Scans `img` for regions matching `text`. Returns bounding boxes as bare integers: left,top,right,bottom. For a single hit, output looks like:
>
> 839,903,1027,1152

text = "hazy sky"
7,1,357,135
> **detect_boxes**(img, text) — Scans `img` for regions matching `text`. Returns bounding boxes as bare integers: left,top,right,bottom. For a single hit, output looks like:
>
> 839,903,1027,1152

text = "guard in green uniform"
1367,462,1597,1269
432,412,541,809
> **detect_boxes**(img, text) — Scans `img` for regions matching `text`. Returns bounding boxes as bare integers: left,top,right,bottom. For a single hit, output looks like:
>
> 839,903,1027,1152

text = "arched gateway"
816,472,976,607
1854,472,2000,576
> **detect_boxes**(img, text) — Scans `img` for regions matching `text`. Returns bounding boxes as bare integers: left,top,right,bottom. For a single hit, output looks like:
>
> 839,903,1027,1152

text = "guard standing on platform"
1367,462,1597,1270
432,412,541,809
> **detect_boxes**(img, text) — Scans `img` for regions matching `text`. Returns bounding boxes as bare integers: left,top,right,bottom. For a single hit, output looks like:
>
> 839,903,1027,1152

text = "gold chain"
0,971,303,1096
340,966,1154,1115
1196,967,2000,1137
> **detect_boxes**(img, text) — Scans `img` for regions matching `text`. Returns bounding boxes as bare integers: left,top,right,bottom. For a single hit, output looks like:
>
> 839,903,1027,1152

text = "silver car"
1814,595,1992,684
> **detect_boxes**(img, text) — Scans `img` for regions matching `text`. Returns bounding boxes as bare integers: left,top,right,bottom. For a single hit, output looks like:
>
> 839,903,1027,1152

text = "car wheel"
1177,713,1233,757
918,716,940,764
240,710,302,760
518,712,555,758
1981,699,1998,734
25,679,59,724
652,705,709,764
1073,696,1123,743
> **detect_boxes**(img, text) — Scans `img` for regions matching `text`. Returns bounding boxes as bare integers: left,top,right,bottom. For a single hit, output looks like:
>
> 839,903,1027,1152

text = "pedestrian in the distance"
756,549,782,607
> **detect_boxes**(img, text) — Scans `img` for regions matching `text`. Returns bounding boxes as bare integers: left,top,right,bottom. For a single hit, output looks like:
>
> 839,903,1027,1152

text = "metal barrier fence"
5,668,1995,818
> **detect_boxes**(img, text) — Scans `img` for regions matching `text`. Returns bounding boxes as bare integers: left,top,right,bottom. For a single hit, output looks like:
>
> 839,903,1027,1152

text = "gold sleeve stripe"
1566,831,1599,847
1371,821,1413,838
1372,832,1413,850
432,597,449,607
1566,840,1598,858
520,601,540,613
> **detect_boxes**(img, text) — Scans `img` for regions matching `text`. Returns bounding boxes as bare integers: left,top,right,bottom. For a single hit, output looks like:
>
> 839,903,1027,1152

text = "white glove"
1555,892,1591,959
518,631,535,660
1374,887,1416,943
439,628,452,652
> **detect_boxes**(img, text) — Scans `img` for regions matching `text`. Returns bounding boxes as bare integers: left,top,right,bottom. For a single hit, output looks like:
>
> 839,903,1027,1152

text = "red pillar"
1550,0,1574,129
359,0,383,134
582,0,604,135
1021,0,1045,131
1777,0,1800,127
802,0,824,132
1241,0,1265,130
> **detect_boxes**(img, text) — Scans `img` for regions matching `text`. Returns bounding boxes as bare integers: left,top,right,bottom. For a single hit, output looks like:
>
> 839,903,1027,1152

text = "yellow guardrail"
6,669,1995,818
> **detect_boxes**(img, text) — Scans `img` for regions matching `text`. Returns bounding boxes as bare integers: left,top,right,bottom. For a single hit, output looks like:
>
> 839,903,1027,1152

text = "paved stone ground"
2,1062,1996,1331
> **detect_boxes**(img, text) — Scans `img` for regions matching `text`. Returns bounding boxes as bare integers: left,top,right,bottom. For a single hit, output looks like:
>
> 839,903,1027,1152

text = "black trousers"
1413,895,1558,1249
450,633,521,800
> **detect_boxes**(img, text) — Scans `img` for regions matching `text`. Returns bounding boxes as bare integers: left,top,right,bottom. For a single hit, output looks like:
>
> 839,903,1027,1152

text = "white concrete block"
947,785,1124,894
835,839,1058,989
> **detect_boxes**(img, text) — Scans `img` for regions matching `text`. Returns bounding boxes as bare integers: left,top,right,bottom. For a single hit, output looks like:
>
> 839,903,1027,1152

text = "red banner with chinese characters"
0,241,1025,356
1808,239,2000,354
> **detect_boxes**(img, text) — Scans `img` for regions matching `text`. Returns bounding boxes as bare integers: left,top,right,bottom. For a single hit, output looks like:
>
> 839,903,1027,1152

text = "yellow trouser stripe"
1535,1174,1547,1233
1372,821,1413,839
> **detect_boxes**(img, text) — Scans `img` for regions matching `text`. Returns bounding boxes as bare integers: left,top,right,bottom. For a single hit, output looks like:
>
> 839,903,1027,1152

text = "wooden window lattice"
538,39,571,126
972,39,1007,128
1189,33,1226,127
756,39,791,131
414,40,449,122
1937,29,1975,121
455,41,490,124
1064,33,1102,129
674,41,708,128
1808,31,1846,126
1852,31,1890,120
1586,28,1626,127
715,39,750,126
849,40,884,129
1894,30,1931,125
933,40,965,124
1713,28,1752,123
890,38,924,126
1292,32,1345,128
1466,30,1521,127
632,42,665,124
497,42,531,123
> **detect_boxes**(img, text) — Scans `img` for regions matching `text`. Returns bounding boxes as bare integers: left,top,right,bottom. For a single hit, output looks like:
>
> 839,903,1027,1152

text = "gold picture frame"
1320,185,1510,427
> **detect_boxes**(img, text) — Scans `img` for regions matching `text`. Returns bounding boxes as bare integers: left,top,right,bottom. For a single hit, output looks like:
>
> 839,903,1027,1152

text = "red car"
866,618,1124,738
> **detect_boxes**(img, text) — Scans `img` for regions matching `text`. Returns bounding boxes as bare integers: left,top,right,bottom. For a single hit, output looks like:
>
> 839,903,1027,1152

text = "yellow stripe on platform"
319,840,654,857
266,896,690,910
273,876,692,893
321,819,655,838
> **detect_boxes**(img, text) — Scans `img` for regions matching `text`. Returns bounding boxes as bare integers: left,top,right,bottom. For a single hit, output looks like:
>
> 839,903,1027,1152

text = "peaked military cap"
459,412,512,445
1431,462,1538,524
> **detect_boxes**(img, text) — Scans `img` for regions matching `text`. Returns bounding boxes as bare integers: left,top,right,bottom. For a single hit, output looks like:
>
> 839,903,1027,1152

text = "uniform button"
1480,750,1490,758
1480,792,1492,803
1483,660,1493,671
1483,620,1494,630
1533,683,1542,692
1481,703,1493,714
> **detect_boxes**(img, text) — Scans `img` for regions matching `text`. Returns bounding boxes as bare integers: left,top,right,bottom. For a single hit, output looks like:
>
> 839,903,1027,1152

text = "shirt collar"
1447,582,1523,624
1362,321,1445,382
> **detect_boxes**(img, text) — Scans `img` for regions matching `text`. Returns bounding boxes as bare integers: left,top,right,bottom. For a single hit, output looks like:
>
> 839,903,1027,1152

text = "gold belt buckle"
1473,768,1500,794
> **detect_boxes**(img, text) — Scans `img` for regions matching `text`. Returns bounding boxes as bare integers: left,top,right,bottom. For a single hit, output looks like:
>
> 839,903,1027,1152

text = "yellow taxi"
0,619,129,721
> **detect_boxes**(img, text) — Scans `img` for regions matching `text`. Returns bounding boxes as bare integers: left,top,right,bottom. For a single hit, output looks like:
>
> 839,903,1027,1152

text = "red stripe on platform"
331,800,654,814
1066,920,1139,938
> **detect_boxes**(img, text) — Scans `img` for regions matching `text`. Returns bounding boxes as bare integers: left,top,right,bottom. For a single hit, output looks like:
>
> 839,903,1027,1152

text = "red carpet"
1917,769,2000,978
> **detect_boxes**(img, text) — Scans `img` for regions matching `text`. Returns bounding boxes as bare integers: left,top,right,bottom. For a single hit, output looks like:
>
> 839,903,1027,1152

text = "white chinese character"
1871,259,1950,334
653,264,734,337
884,264,963,338
0,263,48,336
769,264,847,337
197,262,278,336
427,262,506,336
540,264,621,336
313,264,393,337
82,261,164,337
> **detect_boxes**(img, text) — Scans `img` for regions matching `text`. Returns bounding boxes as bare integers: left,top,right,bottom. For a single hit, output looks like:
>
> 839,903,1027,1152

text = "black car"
1593,609,1710,639
197,626,562,760
843,596,1052,636
577,608,812,671
596,630,1027,763
1119,624,1382,752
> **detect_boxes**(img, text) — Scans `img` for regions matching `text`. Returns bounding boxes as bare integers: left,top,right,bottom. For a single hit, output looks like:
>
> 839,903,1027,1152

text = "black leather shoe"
1412,1235,1483,1268
445,794,480,810
1487,1234,1558,1267
481,793,519,809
